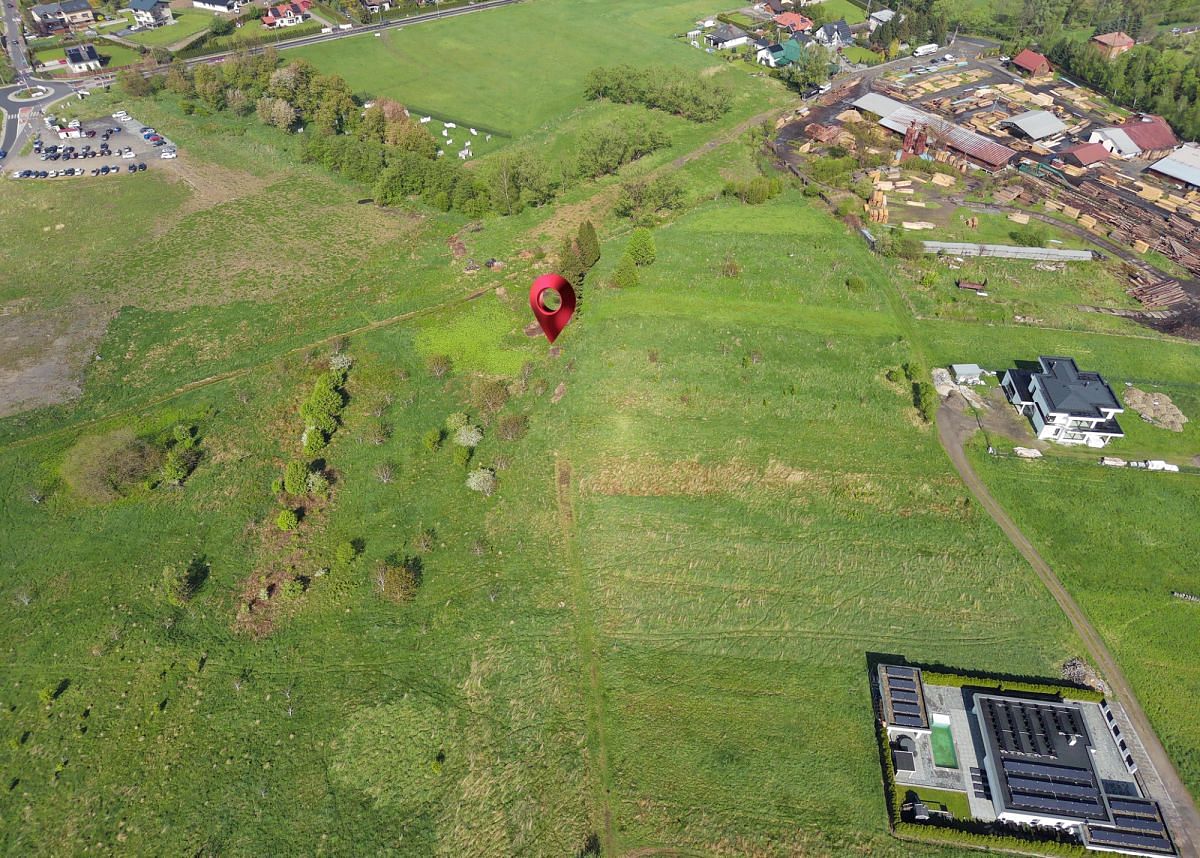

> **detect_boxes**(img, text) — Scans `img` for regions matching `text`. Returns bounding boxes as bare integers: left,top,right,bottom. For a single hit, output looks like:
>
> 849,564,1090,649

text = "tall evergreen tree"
577,220,601,269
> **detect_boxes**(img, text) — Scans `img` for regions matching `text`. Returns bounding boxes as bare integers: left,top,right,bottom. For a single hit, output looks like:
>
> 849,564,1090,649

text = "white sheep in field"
420,116,431,123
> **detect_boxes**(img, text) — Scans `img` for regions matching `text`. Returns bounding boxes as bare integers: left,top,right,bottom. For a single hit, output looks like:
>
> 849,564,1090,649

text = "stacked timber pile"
1128,271,1187,308
866,189,889,223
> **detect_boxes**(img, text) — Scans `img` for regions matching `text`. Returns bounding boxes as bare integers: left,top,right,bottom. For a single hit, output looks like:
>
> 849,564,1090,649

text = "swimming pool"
931,714,959,768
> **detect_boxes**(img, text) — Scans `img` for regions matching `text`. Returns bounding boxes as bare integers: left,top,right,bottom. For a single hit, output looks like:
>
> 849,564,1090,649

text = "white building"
704,23,750,49
1001,356,1124,447
64,43,101,73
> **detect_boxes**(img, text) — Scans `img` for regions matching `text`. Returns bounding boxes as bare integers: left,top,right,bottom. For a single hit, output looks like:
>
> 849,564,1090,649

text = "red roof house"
262,0,310,27
774,12,813,33
1120,114,1178,157
1091,31,1134,60
1012,48,1052,77
1062,142,1111,167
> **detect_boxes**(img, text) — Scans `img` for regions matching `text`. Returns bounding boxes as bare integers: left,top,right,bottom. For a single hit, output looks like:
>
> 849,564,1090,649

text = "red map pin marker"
529,273,576,344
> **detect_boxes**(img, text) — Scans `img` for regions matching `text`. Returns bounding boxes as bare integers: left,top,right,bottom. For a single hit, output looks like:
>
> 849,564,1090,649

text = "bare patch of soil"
0,301,113,417
1122,386,1188,432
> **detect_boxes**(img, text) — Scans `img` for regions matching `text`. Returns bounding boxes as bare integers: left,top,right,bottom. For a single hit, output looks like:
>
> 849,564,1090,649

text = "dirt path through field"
937,394,1200,855
555,457,616,855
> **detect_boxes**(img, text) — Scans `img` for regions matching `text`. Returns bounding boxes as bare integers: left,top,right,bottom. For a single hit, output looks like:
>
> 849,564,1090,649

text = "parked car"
121,149,135,159
0,149,7,160
148,134,163,142
151,139,166,147
137,163,147,171
139,127,154,134
37,171,48,178
100,165,110,175
112,111,129,119
128,164,138,173
160,149,177,159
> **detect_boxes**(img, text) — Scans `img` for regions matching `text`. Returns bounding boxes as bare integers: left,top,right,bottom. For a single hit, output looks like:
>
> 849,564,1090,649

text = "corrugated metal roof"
851,93,907,117
1062,142,1110,165
1150,143,1200,187
1121,115,1178,152
880,106,1017,168
1091,128,1139,156
1003,109,1067,140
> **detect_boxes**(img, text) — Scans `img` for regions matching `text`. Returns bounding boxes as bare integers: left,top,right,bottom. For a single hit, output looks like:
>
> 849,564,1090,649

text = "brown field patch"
153,158,272,235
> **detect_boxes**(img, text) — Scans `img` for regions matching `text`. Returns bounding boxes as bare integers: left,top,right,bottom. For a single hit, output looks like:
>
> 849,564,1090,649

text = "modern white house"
64,43,101,73
1001,356,1124,448
193,0,245,11
128,0,174,28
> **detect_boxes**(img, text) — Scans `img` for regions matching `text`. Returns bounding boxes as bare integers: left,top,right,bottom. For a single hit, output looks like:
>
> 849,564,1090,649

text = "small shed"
951,363,984,384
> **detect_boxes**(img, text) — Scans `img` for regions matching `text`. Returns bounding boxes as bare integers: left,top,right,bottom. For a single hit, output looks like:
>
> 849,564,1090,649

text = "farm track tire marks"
556,457,616,855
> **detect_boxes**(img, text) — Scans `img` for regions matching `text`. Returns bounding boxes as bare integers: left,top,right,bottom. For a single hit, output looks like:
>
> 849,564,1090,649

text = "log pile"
1127,271,1187,308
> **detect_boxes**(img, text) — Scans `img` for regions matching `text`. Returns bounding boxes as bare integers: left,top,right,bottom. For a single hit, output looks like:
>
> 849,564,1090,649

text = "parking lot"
6,111,177,182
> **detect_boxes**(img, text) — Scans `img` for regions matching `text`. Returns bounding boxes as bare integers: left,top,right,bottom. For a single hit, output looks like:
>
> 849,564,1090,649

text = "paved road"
937,396,1200,857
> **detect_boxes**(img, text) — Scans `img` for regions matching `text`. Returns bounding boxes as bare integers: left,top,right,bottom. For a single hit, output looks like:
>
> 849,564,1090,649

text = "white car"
112,111,128,119
160,149,177,159
120,150,135,159
12,170,22,178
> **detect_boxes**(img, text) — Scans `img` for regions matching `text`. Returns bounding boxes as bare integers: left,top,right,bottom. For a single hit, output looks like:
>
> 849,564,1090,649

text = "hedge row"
920,672,1104,702
894,823,1091,856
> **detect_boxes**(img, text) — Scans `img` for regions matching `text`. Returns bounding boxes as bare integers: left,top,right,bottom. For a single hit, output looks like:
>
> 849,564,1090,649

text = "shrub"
453,425,483,448
306,471,329,495
159,449,192,486
333,540,359,567
577,220,600,268
445,412,469,432
845,275,867,293
627,228,656,266
60,428,164,503
915,381,939,423
303,427,327,457
835,197,860,217
375,556,421,603
373,462,395,484
1010,224,1048,247
719,254,741,278
611,253,639,289
919,270,938,287
466,468,497,496
283,460,309,496
471,379,509,415
496,414,528,442
276,508,300,532
422,428,443,452
427,354,452,378
452,445,472,467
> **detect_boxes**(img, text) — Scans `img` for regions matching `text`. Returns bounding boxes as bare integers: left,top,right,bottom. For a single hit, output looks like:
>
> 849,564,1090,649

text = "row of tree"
584,64,732,122
1045,35,1200,140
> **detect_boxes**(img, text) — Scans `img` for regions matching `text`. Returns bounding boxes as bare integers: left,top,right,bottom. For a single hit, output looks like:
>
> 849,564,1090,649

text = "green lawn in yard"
36,42,144,70
844,45,882,64
902,786,973,820
820,0,866,24
125,9,215,47
930,721,959,768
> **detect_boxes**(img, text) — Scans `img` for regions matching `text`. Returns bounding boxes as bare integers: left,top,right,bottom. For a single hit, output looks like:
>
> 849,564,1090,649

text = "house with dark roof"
128,0,173,28
1011,48,1052,77
65,42,101,72
29,0,95,34
1001,356,1124,447
813,18,852,48
1091,31,1135,60
704,23,750,49
756,38,802,67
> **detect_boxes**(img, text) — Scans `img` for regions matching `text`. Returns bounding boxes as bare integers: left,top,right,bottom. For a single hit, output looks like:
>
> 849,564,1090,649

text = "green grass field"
821,0,867,24
125,10,215,47
904,786,973,819
3,0,1200,851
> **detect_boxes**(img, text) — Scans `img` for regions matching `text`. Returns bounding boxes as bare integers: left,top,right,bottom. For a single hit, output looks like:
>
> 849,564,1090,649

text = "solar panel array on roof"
1108,797,1160,817
1006,776,1098,798
1111,815,1167,833
879,665,928,729
1086,826,1176,854
1010,792,1106,818
1002,759,1093,784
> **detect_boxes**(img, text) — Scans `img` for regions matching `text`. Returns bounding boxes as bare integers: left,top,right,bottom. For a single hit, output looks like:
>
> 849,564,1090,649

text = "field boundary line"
556,457,616,854
0,286,493,452
936,395,1200,855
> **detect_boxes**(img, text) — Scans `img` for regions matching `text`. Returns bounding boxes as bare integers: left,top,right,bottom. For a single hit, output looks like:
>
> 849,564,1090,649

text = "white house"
193,0,244,11
128,0,174,28
813,18,852,48
1001,356,1124,447
705,23,750,49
